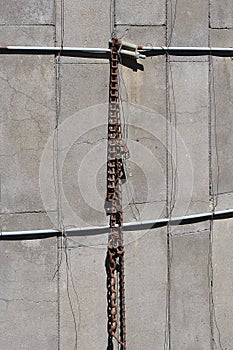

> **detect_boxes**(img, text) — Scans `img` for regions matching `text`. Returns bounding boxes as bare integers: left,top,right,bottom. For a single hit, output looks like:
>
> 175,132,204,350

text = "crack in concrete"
0,297,56,304
0,210,56,215
172,228,209,236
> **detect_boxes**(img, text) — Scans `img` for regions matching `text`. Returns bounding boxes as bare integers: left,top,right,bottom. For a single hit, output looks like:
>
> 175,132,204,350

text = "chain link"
105,38,127,350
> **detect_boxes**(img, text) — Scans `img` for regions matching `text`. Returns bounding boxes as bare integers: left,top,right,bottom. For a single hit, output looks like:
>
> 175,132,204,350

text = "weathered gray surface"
210,57,233,195
116,0,165,25
167,0,209,46
167,62,209,216
116,25,166,47
210,0,233,28
1,1,233,349
0,0,54,24
167,0,208,62
0,54,55,213
59,244,107,349
0,211,55,231
212,219,233,349
170,229,211,349
0,238,57,350
60,63,109,119
56,0,111,47
214,192,233,211
0,25,55,46
0,26,55,215
210,28,233,46
125,228,167,349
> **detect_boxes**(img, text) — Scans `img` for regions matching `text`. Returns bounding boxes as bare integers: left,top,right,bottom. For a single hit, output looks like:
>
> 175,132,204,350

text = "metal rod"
1,209,233,239
0,46,111,59
0,46,233,58
139,46,233,57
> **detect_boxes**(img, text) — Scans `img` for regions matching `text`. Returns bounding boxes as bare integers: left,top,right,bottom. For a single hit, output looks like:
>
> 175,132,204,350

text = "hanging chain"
105,38,128,350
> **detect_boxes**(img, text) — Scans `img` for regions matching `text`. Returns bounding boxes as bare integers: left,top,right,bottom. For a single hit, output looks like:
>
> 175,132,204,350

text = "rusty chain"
105,38,128,350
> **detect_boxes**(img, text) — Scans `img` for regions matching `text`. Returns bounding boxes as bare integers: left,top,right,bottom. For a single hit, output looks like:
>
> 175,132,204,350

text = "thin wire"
167,0,178,47
118,63,129,142
164,2,178,346
53,53,64,271
208,220,224,350
167,56,178,217
166,0,179,218
54,4,81,344
210,56,220,209
64,243,78,350
208,49,223,350
118,55,142,222
61,0,65,47
110,0,117,38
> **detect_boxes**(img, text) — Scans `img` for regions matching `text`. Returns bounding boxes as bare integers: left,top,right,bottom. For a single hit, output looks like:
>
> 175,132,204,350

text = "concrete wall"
1,1,233,349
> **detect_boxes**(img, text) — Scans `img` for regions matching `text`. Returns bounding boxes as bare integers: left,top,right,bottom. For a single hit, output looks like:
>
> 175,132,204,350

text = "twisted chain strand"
105,38,127,350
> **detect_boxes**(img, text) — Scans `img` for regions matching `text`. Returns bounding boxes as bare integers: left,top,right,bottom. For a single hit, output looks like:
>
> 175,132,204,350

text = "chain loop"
105,38,127,350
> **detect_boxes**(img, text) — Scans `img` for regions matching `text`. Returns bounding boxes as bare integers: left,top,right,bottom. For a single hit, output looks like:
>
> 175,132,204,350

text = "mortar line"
0,23,55,26
115,23,166,27
54,0,57,46
54,3,60,347
165,0,171,347
208,1,215,348
57,236,61,350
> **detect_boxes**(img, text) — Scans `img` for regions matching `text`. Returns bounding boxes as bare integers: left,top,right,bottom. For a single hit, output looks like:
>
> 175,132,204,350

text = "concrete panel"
118,38,166,116
210,1,233,28
167,0,208,62
0,238,57,349
59,245,107,349
0,54,55,214
167,0,208,48
56,0,111,47
60,63,109,120
168,62,209,216
210,28,233,47
116,0,165,25
115,24,166,47
210,58,233,195
212,219,233,349
0,0,54,25
0,25,54,46
1,211,56,231
125,228,167,349
214,192,233,212
56,64,109,227
170,231,211,349
59,141,107,228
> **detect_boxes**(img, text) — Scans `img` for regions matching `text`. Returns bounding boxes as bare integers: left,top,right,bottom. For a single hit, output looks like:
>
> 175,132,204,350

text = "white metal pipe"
120,49,146,59
2,46,111,52
139,46,233,56
0,46,111,58
141,46,233,51
1,209,233,239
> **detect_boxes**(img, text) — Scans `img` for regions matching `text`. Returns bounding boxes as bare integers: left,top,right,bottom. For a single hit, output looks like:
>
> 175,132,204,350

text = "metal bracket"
109,40,146,59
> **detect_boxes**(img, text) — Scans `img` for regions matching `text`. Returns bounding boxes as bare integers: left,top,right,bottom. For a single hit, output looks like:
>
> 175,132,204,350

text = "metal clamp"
109,39,146,59
119,41,146,59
